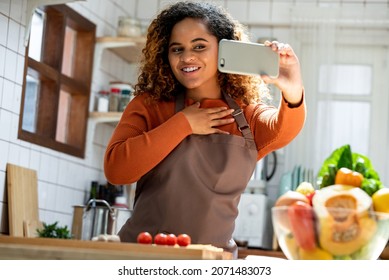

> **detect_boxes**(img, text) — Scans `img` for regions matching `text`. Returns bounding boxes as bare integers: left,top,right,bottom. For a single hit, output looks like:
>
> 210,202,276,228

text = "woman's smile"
182,66,200,73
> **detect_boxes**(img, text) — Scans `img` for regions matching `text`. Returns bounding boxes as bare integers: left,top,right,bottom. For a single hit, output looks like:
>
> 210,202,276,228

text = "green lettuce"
316,144,382,196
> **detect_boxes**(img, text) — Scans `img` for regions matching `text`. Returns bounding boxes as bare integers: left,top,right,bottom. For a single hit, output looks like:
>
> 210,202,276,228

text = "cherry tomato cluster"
137,232,191,247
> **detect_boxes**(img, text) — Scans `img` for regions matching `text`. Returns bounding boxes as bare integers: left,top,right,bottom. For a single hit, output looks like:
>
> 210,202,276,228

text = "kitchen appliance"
233,152,277,250
71,199,132,240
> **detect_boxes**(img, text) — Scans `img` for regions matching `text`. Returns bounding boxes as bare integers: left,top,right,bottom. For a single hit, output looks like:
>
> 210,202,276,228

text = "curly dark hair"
134,1,267,104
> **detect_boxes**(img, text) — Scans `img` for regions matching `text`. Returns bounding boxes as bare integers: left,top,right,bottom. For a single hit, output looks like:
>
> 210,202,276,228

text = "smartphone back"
218,39,279,78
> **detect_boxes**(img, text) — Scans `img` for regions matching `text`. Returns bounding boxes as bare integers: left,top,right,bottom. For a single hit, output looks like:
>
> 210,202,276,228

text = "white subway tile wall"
0,46,5,77
248,1,271,24
0,0,9,16
0,0,387,235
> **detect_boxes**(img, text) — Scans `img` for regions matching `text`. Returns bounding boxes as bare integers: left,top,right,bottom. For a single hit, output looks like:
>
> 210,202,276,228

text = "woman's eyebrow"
169,38,209,48
191,38,209,43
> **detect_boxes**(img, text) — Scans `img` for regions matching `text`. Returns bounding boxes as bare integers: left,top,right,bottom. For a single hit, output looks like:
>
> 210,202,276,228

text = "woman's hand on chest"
182,102,235,135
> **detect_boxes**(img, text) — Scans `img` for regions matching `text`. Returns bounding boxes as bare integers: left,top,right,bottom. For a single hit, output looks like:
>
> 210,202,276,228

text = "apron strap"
175,93,185,112
222,91,254,143
175,92,256,149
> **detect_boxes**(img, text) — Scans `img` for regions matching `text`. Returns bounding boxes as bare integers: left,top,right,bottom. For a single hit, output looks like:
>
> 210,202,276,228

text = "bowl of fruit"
272,145,389,260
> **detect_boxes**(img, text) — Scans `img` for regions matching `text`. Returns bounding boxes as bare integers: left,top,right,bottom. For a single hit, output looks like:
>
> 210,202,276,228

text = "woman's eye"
194,45,205,50
171,47,183,53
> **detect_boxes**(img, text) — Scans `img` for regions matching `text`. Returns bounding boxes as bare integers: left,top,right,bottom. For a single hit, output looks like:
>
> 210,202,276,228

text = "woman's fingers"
211,116,235,127
206,107,235,130
264,40,293,56
182,105,236,135
262,41,304,104
208,108,234,119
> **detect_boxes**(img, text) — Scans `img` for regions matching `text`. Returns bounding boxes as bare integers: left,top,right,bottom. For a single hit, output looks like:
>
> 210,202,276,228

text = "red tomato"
177,234,191,247
154,233,167,245
306,191,316,206
137,232,152,244
166,234,177,246
287,201,316,251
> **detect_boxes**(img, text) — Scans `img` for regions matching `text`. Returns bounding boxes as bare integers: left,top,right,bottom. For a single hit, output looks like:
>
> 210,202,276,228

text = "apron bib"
118,92,258,256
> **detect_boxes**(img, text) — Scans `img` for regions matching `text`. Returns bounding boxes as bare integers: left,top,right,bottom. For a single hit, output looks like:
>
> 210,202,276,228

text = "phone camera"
220,58,225,67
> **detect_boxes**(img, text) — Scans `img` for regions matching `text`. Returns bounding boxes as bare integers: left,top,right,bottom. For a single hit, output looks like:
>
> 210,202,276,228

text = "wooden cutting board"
6,163,39,237
0,236,233,260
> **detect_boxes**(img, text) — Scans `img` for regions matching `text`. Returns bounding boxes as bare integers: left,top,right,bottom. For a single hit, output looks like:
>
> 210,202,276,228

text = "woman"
104,1,305,257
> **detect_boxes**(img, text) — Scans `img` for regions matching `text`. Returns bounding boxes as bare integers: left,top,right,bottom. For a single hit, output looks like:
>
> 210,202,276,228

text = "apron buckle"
231,108,243,117
238,125,250,132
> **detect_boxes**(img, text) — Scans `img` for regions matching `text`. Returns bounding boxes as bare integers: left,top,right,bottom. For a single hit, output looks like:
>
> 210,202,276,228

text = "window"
19,5,96,158
317,64,372,155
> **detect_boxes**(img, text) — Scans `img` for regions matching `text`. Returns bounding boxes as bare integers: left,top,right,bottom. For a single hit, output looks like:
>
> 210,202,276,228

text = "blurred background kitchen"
0,0,389,249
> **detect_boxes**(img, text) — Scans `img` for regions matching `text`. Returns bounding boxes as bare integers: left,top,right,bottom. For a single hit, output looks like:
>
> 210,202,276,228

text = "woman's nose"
180,51,195,62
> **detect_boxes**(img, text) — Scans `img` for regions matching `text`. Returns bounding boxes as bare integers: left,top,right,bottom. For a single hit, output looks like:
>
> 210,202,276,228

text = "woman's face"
168,18,219,95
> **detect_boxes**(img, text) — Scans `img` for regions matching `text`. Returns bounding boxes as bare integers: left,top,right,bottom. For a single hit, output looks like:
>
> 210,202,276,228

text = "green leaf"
316,144,382,195
318,145,351,178
336,144,353,170
36,221,72,239
353,153,380,180
317,144,351,188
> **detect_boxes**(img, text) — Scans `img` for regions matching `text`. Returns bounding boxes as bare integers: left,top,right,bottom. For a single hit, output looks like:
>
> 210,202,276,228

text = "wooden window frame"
19,4,95,158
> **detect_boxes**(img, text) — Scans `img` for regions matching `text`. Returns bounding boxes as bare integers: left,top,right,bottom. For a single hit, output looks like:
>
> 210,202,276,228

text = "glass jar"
95,90,109,112
119,89,132,112
117,16,141,37
109,88,121,112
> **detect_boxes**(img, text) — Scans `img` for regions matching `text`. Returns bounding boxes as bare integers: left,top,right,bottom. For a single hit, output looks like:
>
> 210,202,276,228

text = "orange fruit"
372,188,389,213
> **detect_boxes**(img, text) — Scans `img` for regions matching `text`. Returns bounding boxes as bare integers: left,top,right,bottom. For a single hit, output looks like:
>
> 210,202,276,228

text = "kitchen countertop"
238,248,286,259
0,236,232,260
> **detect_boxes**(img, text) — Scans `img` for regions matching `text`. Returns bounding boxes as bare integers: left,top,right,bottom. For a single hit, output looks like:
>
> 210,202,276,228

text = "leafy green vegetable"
352,153,380,180
319,174,331,189
354,159,367,177
317,144,382,196
318,145,353,177
36,221,72,239
361,178,382,196
337,144,353,170
318,164,337,189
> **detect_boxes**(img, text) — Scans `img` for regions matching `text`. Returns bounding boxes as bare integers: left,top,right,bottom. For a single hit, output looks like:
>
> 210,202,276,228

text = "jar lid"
98,90,109,95
110,88,121,93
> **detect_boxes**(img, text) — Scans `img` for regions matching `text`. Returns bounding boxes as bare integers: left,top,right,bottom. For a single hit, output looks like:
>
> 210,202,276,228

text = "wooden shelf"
95,36,146,64
89,111,122,123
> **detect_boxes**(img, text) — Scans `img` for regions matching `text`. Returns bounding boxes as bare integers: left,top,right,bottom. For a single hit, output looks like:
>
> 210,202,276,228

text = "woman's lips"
181,66,200,73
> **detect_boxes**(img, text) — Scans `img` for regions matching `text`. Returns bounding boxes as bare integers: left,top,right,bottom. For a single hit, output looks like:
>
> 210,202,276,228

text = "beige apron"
118,91,258,257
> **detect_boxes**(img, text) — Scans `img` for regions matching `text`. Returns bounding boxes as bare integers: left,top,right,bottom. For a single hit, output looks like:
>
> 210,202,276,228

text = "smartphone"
218,39,279,78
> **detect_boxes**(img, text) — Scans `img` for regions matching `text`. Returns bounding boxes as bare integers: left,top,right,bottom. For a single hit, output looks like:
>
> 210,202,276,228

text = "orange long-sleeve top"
104,93,306,185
